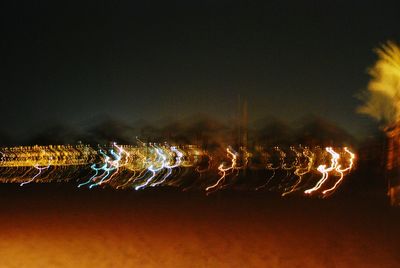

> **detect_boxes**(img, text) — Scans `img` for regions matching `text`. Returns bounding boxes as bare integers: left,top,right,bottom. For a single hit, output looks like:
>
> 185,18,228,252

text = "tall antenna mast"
242,97,248,149
237,94,248,149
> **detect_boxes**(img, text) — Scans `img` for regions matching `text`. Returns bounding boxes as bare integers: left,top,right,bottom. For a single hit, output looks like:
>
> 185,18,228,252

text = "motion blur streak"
205,147,238,192
0,144,355,197
304,147,340,195
20,164,50,186
322,147,356,197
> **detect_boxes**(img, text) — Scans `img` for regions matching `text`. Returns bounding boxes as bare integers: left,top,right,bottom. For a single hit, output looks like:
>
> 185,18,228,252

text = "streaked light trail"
0,143,355,197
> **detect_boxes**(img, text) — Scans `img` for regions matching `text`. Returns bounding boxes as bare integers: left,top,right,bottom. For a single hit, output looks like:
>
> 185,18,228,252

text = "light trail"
205,147,238,192
304,147,339,195
322,147,356,196
282,147,315,196
0,144,355,197
151,146,183,187
20,164,50,186
134,145,167,190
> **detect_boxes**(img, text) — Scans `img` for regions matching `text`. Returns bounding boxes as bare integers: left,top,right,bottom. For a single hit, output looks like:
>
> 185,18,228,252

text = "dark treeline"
4,114,357,147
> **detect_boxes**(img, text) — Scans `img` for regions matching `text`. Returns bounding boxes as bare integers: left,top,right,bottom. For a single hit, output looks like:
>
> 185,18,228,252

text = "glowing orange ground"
0,185,398,267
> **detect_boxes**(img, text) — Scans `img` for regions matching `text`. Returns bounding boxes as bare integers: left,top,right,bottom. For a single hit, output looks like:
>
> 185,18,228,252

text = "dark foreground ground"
0,183,399,268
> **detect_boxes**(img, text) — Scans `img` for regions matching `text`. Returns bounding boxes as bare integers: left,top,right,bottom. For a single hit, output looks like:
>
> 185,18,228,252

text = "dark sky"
1,0,400,140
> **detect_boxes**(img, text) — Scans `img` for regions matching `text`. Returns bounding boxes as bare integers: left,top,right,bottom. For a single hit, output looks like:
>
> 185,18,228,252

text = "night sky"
2,1,400,140
2,3,400,267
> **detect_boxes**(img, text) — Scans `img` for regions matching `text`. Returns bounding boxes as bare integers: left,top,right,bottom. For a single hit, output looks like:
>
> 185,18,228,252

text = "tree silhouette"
357,41,400,127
